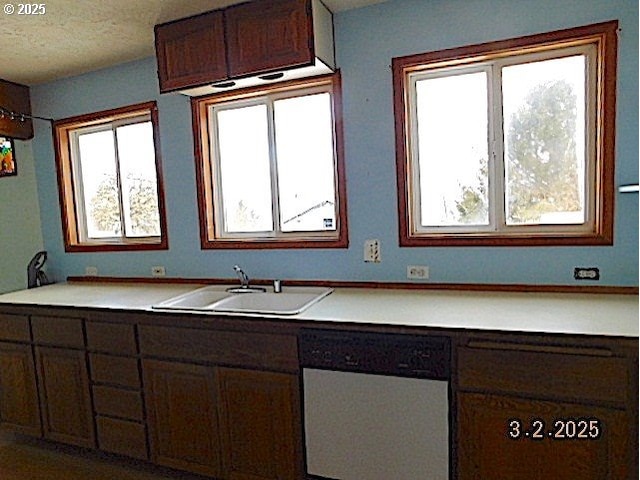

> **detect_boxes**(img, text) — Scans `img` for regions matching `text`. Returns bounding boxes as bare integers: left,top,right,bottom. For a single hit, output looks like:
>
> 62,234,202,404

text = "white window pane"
415,71,489,227
116,121,161,237
217,104,273,233
274,93,337,232
503,55,586,225
77,130,121,238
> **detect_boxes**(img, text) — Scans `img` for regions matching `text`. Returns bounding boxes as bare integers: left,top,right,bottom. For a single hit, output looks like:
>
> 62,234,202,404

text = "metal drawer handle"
466,340,613,357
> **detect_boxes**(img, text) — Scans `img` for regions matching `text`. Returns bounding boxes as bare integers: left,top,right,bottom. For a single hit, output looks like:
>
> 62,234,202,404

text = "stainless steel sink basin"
153,285,332,315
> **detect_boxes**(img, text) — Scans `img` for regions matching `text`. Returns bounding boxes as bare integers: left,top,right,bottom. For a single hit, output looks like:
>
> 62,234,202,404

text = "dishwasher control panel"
299,329,450,380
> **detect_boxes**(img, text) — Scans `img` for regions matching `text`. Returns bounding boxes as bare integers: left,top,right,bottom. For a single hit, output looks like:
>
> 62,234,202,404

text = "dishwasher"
300,329,450,480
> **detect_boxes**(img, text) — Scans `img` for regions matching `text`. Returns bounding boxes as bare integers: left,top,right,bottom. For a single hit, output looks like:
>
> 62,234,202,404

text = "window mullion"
490,63,506,233
112,125,127,239
266,99,282,236
70,131,89,242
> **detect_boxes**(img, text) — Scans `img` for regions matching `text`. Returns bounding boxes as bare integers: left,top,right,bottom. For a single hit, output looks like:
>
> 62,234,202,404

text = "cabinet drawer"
31,316,84,348
92,386,143,420
86,322,137,355
457,345,628,406
0,313,30,342
89,354,140,388
96,416,148,460
139,325,298,372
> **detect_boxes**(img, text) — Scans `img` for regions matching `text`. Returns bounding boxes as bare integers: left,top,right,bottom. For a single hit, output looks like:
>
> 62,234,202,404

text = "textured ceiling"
1,0,388,86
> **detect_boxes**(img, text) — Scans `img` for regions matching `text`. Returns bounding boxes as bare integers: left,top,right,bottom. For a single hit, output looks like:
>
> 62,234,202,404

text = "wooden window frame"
192,72,348,249
53,101,169,252
393,21,617,247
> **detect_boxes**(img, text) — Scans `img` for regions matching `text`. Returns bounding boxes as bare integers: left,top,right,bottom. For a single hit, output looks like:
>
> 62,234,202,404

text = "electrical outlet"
85,266,98,276
364,239,381,263
151,266,166,277
407,265,429,280
574,267,600,281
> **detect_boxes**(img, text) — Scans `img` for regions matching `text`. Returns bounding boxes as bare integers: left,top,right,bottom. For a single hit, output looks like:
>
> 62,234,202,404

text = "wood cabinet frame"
0,304,635,479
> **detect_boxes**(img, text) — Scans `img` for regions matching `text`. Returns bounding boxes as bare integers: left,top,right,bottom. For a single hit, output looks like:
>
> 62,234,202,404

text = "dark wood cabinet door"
217,367,302,480
225,0,313,78
142,359,222,477
0,79,33,139
155,10,227,92
0,342,41,436
35,347,95,448
457,392,629,480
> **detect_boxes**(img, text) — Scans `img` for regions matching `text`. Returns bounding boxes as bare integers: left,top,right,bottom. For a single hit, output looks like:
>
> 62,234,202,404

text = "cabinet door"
155,10,227,92
217,367,302,480
457,392,629,479
0,79,33,139
35,347,95,448
225,0,313,78
0,342,41,436
142,359,222,478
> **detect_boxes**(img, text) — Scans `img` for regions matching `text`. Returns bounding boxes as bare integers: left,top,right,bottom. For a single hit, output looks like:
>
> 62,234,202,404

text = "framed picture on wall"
0,136,16,177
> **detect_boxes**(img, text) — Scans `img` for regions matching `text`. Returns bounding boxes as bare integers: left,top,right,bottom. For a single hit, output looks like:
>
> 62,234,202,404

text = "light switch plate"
364,239,381,263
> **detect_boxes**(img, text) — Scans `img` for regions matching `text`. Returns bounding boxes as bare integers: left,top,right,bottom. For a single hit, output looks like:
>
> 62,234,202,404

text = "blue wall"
0,140,43,293
30,0,638,286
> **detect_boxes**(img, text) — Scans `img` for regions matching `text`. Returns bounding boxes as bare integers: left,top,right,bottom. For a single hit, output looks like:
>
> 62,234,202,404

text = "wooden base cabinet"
142,359,302,480
457,392,629,479
455,340,636,479
35,347,95,448
143,359,222,478
217,368,302,480
0,342,41,436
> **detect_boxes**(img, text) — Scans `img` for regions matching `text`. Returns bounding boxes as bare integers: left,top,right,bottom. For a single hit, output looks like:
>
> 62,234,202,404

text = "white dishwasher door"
303,368,449,480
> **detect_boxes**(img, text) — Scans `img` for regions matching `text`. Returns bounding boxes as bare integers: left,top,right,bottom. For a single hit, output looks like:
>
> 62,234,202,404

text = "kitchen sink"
153,285,332,315
152,286,233,311
212,287,332,315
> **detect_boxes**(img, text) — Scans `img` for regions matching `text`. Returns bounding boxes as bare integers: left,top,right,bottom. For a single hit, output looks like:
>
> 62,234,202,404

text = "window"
193,73,348,248
53,102,168,251
393,21,617,246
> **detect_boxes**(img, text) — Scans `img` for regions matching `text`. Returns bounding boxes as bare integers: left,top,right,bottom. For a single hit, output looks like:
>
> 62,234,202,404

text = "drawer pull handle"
466,340,613,357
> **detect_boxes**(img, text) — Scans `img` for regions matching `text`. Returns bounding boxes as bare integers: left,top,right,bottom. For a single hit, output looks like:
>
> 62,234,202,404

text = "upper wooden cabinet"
0,78,33,140
154,0,334,94
154,10,227,93
225,0,313,78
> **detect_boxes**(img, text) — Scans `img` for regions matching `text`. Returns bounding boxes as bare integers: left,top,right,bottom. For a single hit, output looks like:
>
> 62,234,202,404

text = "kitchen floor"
0,433,205,480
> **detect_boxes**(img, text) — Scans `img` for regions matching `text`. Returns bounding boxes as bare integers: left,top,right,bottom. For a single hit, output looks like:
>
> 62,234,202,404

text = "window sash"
208,84,340,241
406,44,597,236
69,114,160,244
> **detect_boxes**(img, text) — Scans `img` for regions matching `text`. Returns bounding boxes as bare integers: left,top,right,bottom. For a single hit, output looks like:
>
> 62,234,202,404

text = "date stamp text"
507,417,602,440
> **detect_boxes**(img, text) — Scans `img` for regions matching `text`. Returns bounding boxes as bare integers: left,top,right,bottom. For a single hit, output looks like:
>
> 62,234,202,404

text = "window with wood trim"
53,102,168,252
393,21,617,247
192,73,348,249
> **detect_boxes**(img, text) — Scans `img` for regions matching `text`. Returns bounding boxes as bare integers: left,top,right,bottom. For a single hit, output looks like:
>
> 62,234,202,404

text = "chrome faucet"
227,265,266,293
233,265,250,288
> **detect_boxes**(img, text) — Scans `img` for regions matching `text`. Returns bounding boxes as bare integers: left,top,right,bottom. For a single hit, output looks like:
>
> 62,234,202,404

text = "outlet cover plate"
407,265,429,280
152,266,166,277
85,266,98,276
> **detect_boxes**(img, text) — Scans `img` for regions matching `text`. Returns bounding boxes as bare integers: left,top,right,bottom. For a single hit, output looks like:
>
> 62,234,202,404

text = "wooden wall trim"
65,275,639,295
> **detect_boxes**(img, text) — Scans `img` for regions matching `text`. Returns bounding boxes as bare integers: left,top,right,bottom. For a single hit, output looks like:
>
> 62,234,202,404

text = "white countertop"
0,282,637,338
